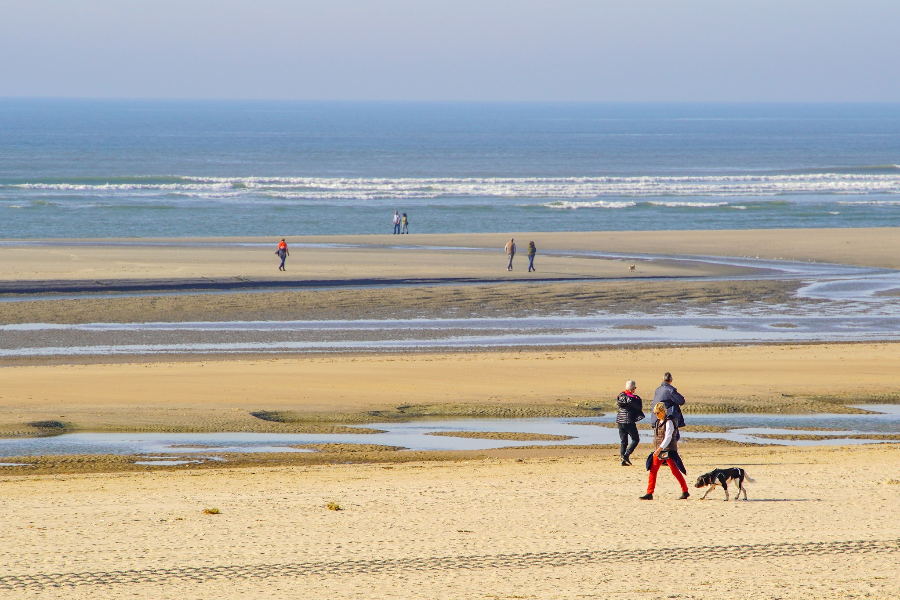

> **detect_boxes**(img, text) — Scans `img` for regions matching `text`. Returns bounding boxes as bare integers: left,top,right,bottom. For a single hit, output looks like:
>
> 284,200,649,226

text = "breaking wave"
646,201,730,208
3,172,900,202
541,200,636,210
836,199,900,206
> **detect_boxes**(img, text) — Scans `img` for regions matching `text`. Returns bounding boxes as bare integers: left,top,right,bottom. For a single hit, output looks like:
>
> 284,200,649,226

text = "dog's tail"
743,471,755,483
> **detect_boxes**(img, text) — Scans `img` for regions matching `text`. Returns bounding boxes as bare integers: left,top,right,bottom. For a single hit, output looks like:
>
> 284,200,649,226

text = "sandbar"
1,343,899,437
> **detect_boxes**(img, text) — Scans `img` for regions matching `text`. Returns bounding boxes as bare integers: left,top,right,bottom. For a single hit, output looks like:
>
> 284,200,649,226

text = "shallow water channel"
2,248,900,355
4,312,900,357
2,405,898,465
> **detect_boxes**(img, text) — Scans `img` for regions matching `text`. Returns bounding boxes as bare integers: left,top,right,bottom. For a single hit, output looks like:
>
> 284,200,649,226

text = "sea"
1,100,899,239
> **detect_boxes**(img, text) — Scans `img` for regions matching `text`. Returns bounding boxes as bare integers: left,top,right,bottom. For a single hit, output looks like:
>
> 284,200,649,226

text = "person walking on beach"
640,401,690,500
401,213,409,234
653,372,686,428
616,380,644,466
392,211,401,234
527,241,537,272
276,238,289,271
505,238,516,271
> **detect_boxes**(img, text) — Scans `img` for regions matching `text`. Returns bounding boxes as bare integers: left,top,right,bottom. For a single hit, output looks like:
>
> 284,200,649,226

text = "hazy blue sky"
1,0,898,101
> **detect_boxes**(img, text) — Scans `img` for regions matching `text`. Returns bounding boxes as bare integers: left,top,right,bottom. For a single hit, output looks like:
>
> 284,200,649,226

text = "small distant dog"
628,264,636,272
695,467,754,501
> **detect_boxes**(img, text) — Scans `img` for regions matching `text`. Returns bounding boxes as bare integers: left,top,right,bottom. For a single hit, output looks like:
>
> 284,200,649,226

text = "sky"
1,0,898,102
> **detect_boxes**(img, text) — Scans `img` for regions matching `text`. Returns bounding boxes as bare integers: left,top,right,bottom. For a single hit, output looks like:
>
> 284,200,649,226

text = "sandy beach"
2,445,899,599
2,228,900,598
4,229,900,282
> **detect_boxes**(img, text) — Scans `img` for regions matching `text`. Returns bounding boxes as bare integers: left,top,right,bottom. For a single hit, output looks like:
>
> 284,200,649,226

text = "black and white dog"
695,468,754,501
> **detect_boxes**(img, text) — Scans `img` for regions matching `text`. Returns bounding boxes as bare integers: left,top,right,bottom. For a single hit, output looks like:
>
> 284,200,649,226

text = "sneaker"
679,492,690,500
621,460,629,466
624,457,633,466
639,494,653,500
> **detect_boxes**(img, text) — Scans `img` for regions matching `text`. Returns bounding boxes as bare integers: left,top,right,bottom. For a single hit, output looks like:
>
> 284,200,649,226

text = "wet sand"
1,444,899,599
0,279,799,324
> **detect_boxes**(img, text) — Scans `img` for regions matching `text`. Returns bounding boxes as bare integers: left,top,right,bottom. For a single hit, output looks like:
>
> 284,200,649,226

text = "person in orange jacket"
276,238,290,271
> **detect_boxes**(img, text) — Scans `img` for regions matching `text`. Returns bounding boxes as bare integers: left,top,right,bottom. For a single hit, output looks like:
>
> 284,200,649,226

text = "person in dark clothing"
616,379,644,466
527,241,537,272
652,372,686,428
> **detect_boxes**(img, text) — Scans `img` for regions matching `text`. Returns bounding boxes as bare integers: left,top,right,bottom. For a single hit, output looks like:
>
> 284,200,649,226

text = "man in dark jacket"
652,372,686,427
616,380,644,466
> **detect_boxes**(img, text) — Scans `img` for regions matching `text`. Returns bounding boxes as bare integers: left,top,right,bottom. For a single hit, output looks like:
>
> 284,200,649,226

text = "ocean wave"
13,182,234,192
836,200,900,206
542,200,637,210
544,200,741,210
646,201,729,208
4,173,900,201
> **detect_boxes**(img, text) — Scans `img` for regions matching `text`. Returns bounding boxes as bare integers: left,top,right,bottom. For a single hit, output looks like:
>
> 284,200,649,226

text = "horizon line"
3,97,900,106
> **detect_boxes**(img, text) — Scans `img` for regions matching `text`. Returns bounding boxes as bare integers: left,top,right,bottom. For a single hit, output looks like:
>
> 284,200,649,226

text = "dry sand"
1,444,899,599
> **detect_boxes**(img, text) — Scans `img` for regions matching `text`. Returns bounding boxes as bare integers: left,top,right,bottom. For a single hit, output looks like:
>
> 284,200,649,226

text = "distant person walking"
276,238,289,271
527,241,536,272
653,372,686,428
616,380,644,466
401,213,409,234
505,238,516,271
640,401,690,500
392,211,401,234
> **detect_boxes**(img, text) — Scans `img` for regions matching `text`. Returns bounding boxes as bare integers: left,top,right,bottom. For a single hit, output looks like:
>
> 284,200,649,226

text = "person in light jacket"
616,380,644,466
505,238,516,271
640,402,690,500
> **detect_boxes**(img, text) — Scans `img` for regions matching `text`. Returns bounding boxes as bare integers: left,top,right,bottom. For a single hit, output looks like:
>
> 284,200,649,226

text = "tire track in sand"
1,538,897,591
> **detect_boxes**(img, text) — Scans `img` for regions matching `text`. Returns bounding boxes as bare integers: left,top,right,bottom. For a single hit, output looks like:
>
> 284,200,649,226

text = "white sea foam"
5,173,900,201
14,182,234,192
837,200,900,206
542,200,637,210
646,201,729,208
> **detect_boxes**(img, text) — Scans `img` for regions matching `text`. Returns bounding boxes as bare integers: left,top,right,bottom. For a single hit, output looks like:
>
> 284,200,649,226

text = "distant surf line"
3,172,900,201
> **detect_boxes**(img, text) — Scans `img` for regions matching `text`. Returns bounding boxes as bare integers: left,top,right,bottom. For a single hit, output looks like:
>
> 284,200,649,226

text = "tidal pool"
1,406,898,461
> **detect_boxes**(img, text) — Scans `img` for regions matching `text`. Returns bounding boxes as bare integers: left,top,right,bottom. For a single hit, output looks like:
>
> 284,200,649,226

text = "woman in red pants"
640,402,690,500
